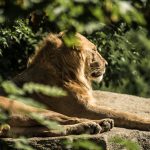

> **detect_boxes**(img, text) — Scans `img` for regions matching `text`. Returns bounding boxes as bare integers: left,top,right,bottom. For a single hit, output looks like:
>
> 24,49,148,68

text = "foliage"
0,81,66,149
0,110,8,124
64,139,102,150
30,112,63,131
0,81,66,133
90,24,150,97
0,0,146,29
14,137,34,150
0,19,41,78
23,82,67,97
110,136,140,150
1,81,66,107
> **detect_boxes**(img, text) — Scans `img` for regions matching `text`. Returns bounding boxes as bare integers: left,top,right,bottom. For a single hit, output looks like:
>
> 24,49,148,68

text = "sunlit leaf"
110,136,141,150
30,112,64,131
14,136,34,150
1,81,25,95
23,82,67,97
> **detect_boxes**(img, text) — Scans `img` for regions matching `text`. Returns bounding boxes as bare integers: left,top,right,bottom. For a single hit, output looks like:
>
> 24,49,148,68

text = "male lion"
0,32,149,137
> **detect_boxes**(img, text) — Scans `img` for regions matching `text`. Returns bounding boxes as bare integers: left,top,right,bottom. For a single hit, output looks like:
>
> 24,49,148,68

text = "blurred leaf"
64,139,102,150
30,112,64,131
110,136,140,150
8,95,46,109
14,136,34,150
1,81,25,95
0,109,8,124
23,82,67,97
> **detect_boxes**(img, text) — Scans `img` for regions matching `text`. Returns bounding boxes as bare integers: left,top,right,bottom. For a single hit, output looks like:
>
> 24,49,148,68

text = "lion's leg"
4,114,113,137
0,120,114,137
0,97,113,137
92,105,150,131
0,96,113,128
71,103,150,131
0,122,102,137
41,94,149,131
63,122,102,135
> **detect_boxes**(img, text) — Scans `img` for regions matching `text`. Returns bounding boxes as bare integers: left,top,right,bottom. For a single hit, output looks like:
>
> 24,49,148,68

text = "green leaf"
23,82,67,97
14,136,34,150
1,81,25,95
30,112,64,132
8,95,46,109
64,139,102,150
110,136,140,150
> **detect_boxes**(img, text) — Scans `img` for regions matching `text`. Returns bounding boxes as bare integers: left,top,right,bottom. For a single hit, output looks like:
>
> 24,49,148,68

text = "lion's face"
29,32,107,84
87,48,107,83
74,33,107,83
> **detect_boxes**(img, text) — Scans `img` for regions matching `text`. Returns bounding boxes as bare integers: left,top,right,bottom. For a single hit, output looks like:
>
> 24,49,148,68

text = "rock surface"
0,91,150,150
94,91,150,119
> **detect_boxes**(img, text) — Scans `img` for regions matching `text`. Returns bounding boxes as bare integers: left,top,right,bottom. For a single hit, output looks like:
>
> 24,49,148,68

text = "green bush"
0,19,40,78
90,24,150,97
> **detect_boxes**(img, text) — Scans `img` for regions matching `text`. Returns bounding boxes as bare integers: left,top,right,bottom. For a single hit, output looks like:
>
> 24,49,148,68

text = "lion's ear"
46,34,63,48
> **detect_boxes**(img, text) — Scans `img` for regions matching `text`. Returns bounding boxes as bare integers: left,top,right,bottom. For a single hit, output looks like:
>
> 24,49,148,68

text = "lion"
0,32,149,137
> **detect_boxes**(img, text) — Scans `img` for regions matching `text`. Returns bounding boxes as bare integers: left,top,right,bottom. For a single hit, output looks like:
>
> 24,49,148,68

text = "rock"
0,91,150,150
93,91,150,119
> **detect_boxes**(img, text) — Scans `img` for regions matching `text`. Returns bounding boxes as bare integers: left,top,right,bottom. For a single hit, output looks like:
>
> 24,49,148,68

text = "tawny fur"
0,32,149,137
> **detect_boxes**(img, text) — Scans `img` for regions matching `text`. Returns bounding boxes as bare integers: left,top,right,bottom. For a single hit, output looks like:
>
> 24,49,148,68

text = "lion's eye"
92,53,95,62
90,61,100,68
92,48,96,51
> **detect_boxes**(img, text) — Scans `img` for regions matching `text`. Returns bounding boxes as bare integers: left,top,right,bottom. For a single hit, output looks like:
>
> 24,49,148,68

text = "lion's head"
28,32,107,86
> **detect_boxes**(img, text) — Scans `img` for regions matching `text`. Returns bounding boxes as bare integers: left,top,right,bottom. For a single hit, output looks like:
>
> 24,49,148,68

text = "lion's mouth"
91,71,103,78
90,70,105,83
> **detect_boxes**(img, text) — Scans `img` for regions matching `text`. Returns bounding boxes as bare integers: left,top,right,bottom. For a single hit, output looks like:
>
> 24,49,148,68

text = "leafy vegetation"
110,136,140,150
0,19,40,78
64,139,102,150
91,25,150,97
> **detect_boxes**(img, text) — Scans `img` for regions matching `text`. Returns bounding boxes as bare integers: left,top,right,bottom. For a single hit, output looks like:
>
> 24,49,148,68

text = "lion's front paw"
67,122,102,135
82,122,102,134
98,119,114,133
